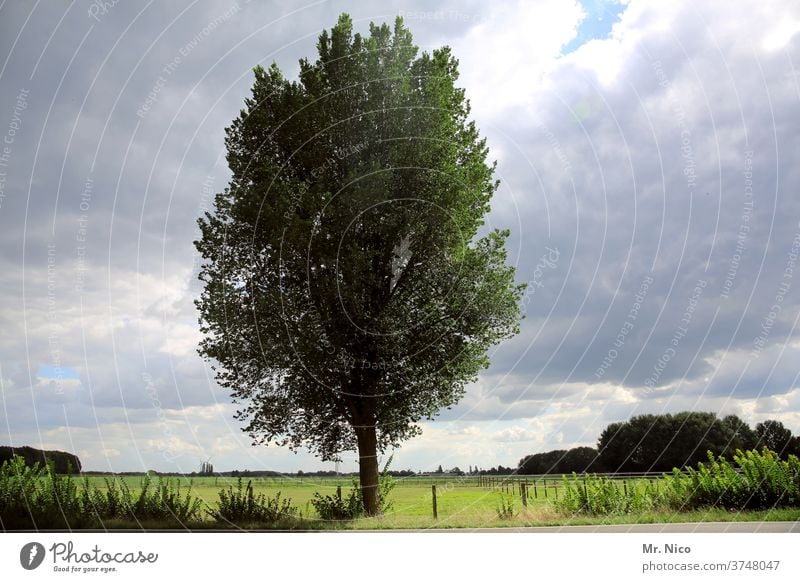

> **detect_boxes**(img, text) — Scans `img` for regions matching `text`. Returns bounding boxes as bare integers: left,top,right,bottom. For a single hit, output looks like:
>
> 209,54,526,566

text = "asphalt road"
376,521,800,533
15,521,798,533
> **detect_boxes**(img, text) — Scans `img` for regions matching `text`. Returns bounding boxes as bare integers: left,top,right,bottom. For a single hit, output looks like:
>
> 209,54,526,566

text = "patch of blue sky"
563,0,625,54
37,364,80,380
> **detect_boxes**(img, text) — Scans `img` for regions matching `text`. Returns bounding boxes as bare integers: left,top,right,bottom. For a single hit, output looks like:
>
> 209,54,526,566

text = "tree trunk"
355,424,380,516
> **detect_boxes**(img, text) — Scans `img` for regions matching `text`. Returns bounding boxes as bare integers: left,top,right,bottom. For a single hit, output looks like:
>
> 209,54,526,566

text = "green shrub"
0,445,82,473
555,473,658,515
0,456,90,529
79,474,202,523
0,456,203,529
663,449,800,511
127,475,203,522
555,449,800,516
495,493,516,520
311,483,365,521
211,478,297,524
311,456,396,521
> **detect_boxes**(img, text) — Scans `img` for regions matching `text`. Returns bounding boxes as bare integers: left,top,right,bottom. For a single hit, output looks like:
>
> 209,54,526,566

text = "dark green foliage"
597,412,756,472
0,456,202,529
311,483,365,521
123,475,203,522
518,447,603,475
554,448,800,516
311,457,396,520
555,473,660,515
211,478,297,523
194,12,524,515
481,465,515,475
0,457,87,529
755,420,800,459
722,414,758,451
663,449,800,511
0,445,81,474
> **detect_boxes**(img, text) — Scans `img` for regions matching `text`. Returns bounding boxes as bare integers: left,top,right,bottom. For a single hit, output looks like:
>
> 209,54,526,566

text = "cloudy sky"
1,0,799,473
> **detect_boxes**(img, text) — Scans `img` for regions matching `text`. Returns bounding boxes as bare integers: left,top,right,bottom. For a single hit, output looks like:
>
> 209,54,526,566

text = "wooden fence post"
533,480,538,499
544,481,548,498
336,485,342,502
623,480,627,496
521,483,528,507
432,485,438,519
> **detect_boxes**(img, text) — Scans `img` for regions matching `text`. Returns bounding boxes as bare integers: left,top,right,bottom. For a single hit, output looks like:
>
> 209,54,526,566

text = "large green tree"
755,420,794,458
596,412,752,473
195,14,524,514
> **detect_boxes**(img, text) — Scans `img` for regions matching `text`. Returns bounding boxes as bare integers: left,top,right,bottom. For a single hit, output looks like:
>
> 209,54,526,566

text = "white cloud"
3,0,800,473
452,0,585,115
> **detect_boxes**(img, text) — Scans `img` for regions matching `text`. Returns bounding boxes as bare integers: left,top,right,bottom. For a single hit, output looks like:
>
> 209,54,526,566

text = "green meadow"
3,449,800,530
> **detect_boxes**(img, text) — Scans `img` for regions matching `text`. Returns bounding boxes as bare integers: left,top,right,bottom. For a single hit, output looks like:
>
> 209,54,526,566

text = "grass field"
84,474,535,523
74,474,800,530
5,451,799,530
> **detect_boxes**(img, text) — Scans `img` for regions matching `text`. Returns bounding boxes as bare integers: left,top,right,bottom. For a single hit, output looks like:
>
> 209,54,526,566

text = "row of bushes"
0,455,396,529
0,456,298,529
554,448,800,516
0,446,81,474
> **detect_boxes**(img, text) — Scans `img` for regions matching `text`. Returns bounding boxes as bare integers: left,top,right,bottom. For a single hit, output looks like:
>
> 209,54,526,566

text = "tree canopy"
518,446,602,475
598,412,763,472
195,14,524,514
755,419,798,458
0,446,82,474
516,413,798,475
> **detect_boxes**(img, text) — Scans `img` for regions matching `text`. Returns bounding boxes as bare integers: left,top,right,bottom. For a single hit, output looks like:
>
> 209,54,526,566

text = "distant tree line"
0,446,81,473
518,446,602,475
517,413,800,475
478,465,516,475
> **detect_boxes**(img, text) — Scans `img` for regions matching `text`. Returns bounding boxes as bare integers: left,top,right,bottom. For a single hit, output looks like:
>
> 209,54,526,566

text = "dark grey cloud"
478,5,800,403
2,0,799,470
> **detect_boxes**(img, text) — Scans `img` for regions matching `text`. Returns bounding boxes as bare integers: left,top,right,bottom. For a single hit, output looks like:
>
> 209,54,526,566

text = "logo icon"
20,542,45,570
